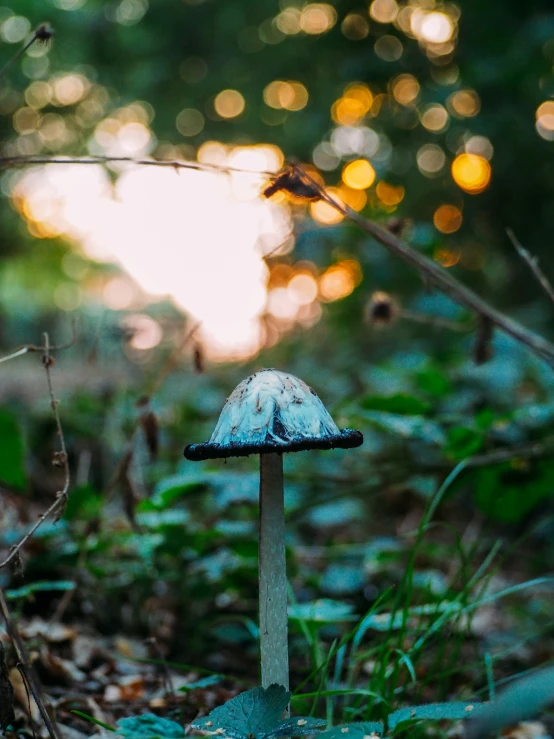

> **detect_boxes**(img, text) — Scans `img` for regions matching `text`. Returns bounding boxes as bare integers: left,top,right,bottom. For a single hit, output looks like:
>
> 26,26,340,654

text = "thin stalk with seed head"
0,25,53,83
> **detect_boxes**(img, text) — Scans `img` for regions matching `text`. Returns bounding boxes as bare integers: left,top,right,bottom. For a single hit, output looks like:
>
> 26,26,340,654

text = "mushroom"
184,369,363,690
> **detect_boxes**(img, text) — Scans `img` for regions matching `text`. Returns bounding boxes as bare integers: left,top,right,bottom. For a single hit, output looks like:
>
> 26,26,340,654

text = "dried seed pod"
193,343,204,374
474,316,494,365
35,23,54,44
263,167,320,201
136,398,159,460
366,291,400,328
12,551,23,578
121,472,141,532
140,411,159,460
52,450,67,468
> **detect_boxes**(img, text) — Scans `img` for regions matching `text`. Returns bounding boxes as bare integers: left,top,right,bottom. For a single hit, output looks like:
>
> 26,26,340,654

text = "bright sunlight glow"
12,146,292,360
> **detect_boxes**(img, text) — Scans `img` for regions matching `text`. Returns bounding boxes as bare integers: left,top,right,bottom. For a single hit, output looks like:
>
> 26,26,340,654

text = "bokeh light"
312,142,340,171
341,13,369,39
451,153,491,194
310,188,345,224
53,74,88,106
465,135,494,160
267,287,298,320
288,273,319,306
417,144,446,176
104,278,135,310
434,247,461,268
331,85,373,125
414,12,454,43
13,107,40,134
447,90,480,118
263,81,308,111
369,0,398,24
275,8,302,34
1,15,31,43
338,185,367,211
376,181,404,205
214,89,245,118
25,81,53,109
176,108,205,136
374,35,403,62
300,4,337,34
536,101,554,141
420,104,449,132
123,314,163,350
392,74,420,105
342,159,376,189
319,260,362,301
433,204,463,234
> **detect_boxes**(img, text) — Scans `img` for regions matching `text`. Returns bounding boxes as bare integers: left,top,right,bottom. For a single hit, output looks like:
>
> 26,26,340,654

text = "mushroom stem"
259,452,289,691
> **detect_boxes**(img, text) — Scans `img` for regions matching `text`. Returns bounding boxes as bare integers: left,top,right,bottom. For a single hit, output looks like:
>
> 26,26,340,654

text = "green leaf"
474,460,554,523
191,685,293,739
265,718,327,738
514,403,554,429
388,702,486,731
465,667,554,739
444,427,483,461
416,367,452,397
6,580,75,600
318,722,384,739
179,674,223,691
288,600,357,623
64,485,103,521
362,394,431,415
363,411,446,446
149,473,205,509
0,409,26,489
116,714,185,739
71,711,116,732
356,602,461,633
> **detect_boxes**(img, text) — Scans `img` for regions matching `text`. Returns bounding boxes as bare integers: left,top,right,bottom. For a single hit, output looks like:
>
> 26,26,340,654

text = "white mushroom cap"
185,369,362,460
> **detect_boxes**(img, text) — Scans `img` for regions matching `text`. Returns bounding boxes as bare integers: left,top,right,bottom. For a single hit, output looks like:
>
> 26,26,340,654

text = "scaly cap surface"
184,369,363,460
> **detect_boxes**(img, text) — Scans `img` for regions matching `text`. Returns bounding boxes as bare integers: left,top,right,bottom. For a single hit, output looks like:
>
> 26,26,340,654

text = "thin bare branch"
0,332,71,570
506,228,554,306
42,332,71,521
0,587,62,739
0,155,274,177
0,317,77,364
0,497,65,570
292,163,554,369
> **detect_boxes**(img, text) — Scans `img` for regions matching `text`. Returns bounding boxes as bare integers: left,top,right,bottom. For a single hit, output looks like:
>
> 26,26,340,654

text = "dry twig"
292,163,554,369
0,317,77,365
0,586,62,739
0,330,72,570
0,155,274,177
506,228,554,306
